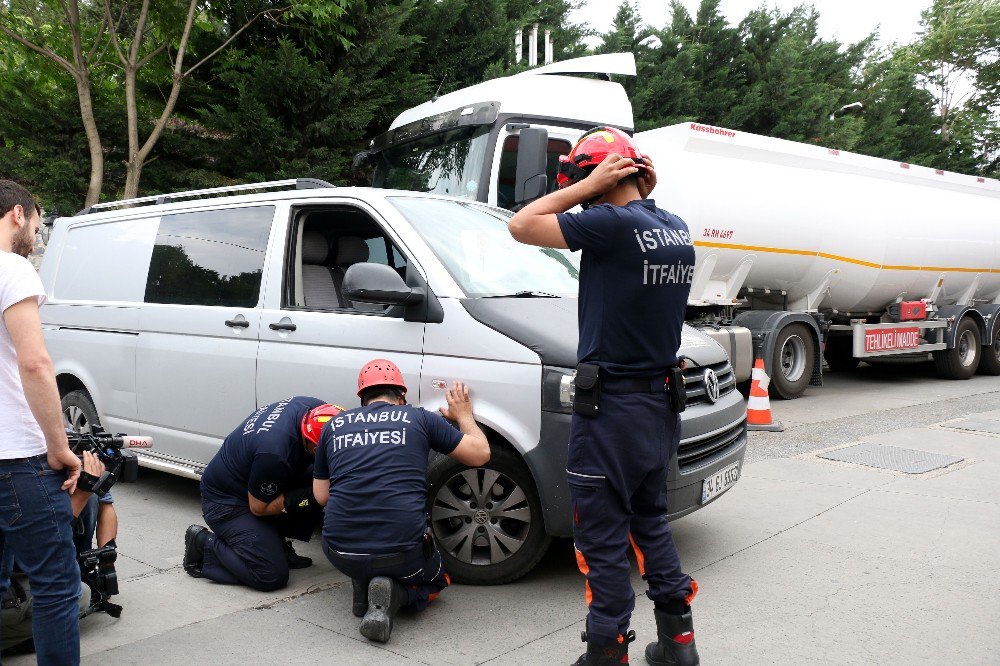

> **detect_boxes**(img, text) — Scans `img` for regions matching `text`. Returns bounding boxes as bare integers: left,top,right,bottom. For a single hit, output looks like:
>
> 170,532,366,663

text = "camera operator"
1,451,106,657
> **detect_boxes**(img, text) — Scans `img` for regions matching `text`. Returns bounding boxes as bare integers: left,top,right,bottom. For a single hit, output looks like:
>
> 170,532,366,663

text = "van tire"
770,323,815,399
976,335,1000,375
426,445,551,585
823,335,859,372
62,390,101,434
933,317,981,379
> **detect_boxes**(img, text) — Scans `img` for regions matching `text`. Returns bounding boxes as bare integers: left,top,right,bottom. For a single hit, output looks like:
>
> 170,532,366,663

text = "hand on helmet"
637,156,657,199
580,153,641,199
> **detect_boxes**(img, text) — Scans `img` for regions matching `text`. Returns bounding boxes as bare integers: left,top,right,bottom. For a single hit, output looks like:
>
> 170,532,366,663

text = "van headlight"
542,366,575,414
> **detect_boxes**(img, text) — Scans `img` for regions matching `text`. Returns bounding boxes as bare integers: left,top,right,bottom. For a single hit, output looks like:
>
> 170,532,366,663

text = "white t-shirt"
0,252,47,459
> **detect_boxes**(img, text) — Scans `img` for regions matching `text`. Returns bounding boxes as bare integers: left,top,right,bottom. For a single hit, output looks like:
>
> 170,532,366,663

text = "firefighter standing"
509,128,700,666
183,397,343,592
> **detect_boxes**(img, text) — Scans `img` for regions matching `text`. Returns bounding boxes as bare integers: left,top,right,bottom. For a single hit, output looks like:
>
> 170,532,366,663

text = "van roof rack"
76,178,335,216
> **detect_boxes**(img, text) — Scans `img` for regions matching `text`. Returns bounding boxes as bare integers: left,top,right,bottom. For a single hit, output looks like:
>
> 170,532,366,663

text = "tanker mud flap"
731,310,824,387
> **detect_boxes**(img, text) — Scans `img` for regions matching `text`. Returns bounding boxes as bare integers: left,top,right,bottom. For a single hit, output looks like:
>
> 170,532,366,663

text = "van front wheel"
427,445,551,585
62,390,101,434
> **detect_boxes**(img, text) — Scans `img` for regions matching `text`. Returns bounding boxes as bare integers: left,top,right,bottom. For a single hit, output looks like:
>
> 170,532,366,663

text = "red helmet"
301,403,344,451
357,359,407,397
556,126,645,188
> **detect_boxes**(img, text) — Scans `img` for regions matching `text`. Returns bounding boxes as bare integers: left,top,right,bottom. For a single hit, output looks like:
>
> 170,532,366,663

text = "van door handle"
225,318,250,328
269,322,297,332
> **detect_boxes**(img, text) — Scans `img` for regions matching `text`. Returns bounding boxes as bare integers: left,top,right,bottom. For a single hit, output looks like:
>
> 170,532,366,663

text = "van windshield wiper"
480,291,561,298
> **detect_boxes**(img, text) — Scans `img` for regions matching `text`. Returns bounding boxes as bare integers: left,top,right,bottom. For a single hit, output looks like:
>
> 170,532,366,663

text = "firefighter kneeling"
183,397,343,591
313,359,490,643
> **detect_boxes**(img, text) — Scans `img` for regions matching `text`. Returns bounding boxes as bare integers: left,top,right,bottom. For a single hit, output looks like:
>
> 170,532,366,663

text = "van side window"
286,207,409,315
496,136,572,211
144,206,274,307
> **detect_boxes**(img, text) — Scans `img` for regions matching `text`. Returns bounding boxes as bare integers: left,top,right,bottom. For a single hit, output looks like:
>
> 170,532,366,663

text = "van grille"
677,418,746,471
684,361,737,407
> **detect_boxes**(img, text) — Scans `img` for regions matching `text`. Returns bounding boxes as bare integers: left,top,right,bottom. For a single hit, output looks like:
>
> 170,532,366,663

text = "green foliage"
2,0,997,211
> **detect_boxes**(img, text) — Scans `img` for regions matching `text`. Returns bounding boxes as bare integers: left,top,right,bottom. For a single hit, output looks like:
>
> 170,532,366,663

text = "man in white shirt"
0,180,82,665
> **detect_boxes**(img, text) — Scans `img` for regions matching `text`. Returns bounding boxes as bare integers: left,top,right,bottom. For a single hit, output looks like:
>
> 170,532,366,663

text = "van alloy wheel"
431,467,530,565
62,390,100,434
426,446,550,585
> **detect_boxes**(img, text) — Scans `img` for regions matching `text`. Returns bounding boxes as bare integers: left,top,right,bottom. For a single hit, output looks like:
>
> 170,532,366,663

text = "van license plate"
701,462,740,504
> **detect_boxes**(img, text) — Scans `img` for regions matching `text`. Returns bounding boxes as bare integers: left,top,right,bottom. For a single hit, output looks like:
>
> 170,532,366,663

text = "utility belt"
573,362,686,416
330,531,435,569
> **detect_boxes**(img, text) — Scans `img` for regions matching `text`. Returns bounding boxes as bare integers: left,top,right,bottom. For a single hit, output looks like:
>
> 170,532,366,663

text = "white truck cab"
359,52,1000,399
39,180,747,584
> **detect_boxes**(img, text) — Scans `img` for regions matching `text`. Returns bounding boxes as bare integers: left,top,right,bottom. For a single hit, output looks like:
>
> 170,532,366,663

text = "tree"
0,1,355,205
909,0,1000,142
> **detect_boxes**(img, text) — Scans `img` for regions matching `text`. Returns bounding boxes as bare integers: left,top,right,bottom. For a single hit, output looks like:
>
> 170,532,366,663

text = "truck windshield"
377,127,490,200
389,197,580,298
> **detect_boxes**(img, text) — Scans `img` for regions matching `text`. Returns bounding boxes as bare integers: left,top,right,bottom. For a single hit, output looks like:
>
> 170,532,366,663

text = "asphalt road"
10,362,1000,665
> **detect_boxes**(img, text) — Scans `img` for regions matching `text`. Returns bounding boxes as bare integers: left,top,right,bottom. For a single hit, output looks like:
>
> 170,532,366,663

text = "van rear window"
144,206,274,307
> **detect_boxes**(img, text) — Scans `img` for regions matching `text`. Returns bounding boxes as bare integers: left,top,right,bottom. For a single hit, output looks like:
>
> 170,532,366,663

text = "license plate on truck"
701,462,740,504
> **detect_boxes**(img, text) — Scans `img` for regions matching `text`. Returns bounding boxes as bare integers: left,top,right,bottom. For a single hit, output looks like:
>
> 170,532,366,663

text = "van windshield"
389,197,580,298
376,127,489,200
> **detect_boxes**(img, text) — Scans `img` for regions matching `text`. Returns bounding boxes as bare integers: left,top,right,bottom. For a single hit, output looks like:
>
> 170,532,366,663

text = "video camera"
67,427,152,495
67,428,152,619
78,544,120,618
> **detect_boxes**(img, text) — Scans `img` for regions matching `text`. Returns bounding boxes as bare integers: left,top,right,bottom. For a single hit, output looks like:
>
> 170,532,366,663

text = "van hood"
460,297,727,368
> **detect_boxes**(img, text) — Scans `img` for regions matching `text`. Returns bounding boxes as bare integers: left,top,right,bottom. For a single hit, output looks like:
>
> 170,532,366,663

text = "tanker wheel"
770,323,816,400
824,335,859,372
976,332,1000,376
933,317,981,379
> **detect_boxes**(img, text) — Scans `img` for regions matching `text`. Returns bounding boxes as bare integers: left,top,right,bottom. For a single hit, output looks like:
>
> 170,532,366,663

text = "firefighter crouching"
509,127,700,666
312,359,490,643
183,397,343,591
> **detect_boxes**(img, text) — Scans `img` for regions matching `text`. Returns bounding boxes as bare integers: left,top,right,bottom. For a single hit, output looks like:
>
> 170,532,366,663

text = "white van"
39,179,746,583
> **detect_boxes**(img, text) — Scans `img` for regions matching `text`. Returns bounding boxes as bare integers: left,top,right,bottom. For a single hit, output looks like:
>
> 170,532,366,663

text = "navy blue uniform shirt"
314,402,463,554
201,396,323,506
557,199,695,376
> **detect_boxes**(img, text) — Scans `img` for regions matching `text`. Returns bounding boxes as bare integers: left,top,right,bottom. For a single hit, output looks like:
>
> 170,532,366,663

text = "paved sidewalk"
9,376,999,665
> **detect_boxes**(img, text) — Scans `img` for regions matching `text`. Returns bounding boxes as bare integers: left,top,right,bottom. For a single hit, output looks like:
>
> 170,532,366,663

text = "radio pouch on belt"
573,363,602,417
667,366,686,414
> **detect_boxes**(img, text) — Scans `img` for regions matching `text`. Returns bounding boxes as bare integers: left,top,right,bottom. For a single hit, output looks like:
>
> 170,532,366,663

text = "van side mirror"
513,127,549,209
343,263,424,306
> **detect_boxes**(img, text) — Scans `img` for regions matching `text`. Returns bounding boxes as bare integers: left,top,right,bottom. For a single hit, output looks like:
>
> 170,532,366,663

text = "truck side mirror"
343,263,424,306
513,127,549,209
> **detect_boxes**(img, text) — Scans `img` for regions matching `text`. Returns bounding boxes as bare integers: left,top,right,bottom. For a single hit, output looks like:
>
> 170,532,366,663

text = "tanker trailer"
637,122,1000,399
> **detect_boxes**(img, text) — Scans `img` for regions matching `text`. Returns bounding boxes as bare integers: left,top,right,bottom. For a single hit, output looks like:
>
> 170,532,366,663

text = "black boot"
284,540,313,569
644,608,699,666
183,525,208,578
352,578,369,618
572,630,635,665
359,576,408,643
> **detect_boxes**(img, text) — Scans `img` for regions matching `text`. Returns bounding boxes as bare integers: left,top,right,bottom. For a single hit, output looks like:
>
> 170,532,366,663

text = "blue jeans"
0,454,81,665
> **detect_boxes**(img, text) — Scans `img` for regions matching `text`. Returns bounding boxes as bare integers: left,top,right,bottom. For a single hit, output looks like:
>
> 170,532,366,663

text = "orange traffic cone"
746,358,784,432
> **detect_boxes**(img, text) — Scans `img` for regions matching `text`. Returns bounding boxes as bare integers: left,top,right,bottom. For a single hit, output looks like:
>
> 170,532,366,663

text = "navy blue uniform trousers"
200,497,318,592
567,391,694,642
323,539,450,612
